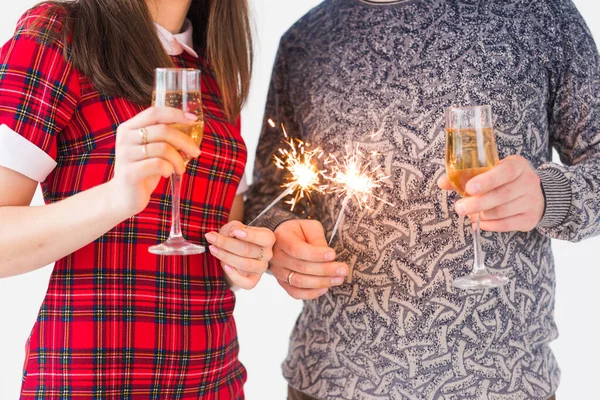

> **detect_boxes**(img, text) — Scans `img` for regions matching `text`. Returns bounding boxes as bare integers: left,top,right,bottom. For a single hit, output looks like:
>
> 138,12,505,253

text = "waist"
45,250,235,321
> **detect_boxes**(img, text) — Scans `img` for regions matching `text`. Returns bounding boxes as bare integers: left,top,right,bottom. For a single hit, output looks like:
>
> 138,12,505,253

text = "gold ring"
256,247,264,261
139,127,149,145
141,144,148,159
287,271,295,286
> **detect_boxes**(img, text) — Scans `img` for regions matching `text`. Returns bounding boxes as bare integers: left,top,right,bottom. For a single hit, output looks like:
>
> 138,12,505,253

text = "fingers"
281,239,335,262
229,226,277,248
455,180,523,216
270,262,345,289
278,280,328,301
481,196,527,220
205,231,272,261
123,106,198,130
285,269,345,288
479,214,539,233
208,245,267,276
222,265,261,290
280,255,348,277
142,124,201,160
128,158,174,180
219,220,246,237
117,109,201,168
437,174,455,191
129,142,187,175
300,220,329,247
206,223,275,291
270,247,348,288
443,156,544,233
269,219,347,300
276,224,336,262
464,155,526,196
218,221,276,248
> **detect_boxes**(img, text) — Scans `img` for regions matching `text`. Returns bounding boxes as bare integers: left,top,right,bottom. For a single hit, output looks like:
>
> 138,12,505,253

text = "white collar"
155,19,199,58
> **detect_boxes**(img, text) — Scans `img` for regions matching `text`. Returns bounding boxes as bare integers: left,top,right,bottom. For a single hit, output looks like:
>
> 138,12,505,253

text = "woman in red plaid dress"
0,1,275,398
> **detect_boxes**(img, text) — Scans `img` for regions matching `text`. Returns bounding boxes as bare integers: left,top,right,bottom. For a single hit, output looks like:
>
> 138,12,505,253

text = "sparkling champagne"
152,90,205,147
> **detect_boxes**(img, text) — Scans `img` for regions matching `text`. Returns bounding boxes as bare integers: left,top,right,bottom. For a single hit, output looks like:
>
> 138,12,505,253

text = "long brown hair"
40,0,252,121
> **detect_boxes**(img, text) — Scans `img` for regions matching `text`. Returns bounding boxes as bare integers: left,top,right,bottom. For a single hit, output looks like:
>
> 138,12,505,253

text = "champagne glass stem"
471,212,486,275
169,173,184,238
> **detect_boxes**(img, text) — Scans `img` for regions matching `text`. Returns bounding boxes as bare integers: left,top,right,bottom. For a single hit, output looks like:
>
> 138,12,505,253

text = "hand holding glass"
445,105,510,289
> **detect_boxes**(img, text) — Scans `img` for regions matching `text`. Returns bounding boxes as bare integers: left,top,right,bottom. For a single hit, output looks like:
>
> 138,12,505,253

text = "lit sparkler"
248,120,325,226
326,144,393,244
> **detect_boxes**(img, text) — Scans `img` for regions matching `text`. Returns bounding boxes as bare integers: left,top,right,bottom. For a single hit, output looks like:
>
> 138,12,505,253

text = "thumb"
300,220,329,247
437,174,454,191
277,220,334,262
219,220,245,237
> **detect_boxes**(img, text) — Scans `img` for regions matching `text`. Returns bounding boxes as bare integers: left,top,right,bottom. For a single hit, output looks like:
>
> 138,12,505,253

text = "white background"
0,1,598,399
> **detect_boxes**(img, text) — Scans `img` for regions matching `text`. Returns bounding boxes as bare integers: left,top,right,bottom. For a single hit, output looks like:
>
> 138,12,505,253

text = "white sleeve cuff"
0,124,57,182
236,172,248,195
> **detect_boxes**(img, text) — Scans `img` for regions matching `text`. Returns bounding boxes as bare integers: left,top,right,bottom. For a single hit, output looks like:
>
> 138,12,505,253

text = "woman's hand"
108,106,201,216
205,221,276,290
438,155,545,232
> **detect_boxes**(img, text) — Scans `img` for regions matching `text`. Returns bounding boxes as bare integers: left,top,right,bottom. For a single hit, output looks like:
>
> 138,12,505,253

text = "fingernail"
205,233,217,243
468,182,481,195
224,265,233,275
318,288,328,295
336,267,348,276
332,277,344,285
209,245,219,255
456,202,466,215
325,252,335,261
194,148,201,156
185,112,198,120
232,230,247,239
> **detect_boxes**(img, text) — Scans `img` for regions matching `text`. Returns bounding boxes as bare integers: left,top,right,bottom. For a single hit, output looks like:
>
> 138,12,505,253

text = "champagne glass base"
453,270,509,290
149,236,206,256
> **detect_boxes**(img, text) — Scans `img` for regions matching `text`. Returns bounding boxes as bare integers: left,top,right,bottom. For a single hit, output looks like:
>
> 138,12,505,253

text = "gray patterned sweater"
245,0,600,399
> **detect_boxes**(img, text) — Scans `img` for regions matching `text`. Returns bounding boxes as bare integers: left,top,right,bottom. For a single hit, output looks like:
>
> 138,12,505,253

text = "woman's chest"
46,74,246,202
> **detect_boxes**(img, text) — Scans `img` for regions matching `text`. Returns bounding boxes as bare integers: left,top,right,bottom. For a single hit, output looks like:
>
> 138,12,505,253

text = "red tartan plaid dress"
0,5,247,399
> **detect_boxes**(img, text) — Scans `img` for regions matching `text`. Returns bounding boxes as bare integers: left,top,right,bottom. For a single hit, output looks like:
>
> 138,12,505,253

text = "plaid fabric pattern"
0,5,247,399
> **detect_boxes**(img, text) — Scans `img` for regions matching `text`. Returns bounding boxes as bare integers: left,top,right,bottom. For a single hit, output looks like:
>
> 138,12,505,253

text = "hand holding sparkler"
247,119,349,299
269,219,348,300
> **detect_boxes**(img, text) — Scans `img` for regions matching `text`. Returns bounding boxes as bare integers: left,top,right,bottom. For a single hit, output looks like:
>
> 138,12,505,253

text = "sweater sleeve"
244,41,300,230
536,1,600,242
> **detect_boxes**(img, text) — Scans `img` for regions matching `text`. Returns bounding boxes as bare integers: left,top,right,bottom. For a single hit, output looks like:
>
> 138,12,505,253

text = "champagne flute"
445,105,509,289
149,68,205,256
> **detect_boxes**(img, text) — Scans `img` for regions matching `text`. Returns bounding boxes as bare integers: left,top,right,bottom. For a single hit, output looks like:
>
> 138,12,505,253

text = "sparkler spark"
367,127,384,141
248,120,325,226
274,135,324,211
326,144,393,244
326,144,392,210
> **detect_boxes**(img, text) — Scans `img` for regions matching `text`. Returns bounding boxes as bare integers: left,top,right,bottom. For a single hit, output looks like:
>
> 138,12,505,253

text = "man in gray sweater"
245,0,600,399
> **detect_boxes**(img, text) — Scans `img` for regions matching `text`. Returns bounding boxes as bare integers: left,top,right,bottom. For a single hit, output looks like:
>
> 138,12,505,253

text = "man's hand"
271,219,349,300
438,155,545,232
